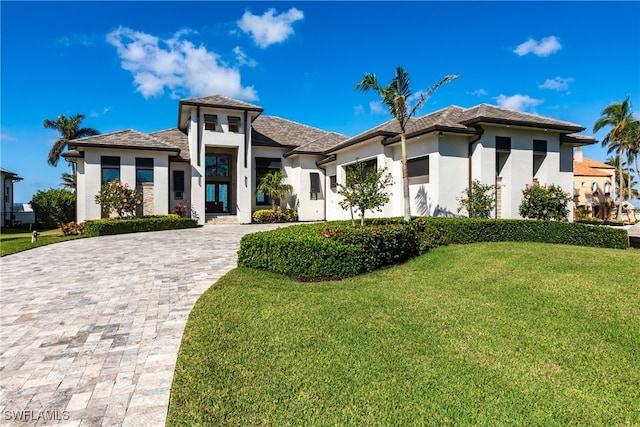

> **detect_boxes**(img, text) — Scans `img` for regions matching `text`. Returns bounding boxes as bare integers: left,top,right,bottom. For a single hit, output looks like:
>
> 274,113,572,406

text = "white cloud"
514,36,562,57
471,89,488,97
106,27,257,100
354,104,365,116
56,33,97,47
0,132,17,142
539,76,574,91
89,106,112,118
369,101,385,115
233,46,257,67
237,8,304,48
495,94,543,112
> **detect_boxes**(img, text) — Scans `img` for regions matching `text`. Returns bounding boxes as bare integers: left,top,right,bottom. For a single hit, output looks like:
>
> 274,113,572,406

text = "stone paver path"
0,224,286,426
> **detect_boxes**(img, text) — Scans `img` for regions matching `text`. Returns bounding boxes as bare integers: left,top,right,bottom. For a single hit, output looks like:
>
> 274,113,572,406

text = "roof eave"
325,130,397,154
382,126,481,146
462,117,584,133
70,143,180,153
283,150,324,158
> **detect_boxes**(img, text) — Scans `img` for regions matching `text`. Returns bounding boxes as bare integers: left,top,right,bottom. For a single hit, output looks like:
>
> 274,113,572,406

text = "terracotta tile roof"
180,95,263,111
149,128,189,161
252,116,348,151
459,104,585,132
580,156,615,169
68,129,179,153
574,161,613,177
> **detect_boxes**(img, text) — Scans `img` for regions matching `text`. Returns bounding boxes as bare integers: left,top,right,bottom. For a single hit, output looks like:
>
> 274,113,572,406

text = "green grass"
168,242,640,426
0,228,81,256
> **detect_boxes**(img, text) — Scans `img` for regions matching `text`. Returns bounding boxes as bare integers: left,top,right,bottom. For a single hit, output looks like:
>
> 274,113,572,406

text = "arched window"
604,182,611,194
591,182,598,192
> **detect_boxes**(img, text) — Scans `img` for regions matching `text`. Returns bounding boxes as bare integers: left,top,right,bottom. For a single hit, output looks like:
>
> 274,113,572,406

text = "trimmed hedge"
412,217,629,250
238,222,419,280
252,208,298,223
83,215,198,237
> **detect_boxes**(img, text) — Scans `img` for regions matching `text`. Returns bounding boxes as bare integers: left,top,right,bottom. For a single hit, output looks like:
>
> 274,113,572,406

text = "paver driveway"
0,224,287,426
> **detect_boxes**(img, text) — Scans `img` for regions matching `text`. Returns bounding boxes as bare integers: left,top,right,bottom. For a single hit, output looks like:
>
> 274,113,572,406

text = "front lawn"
0,228,81,257
168,242,640,426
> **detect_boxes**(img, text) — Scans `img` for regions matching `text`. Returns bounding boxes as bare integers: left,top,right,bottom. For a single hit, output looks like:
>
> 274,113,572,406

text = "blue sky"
1,1,639,204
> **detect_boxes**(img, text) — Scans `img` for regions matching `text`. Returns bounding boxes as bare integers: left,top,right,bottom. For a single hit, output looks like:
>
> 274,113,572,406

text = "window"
604,182,611,194
205,155,230,177
407,156,429,178
228,116,241,133
310,172,321,200
329,175,337,190
346,159,377,179
136,158,154,184
173,170,185,199
255,157,281,205
204,114,218,131
533,139,547,154
101,156,120,183
496,136,511,152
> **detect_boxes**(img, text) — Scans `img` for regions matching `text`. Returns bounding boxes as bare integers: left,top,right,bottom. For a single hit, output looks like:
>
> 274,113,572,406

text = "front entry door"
205,182,229,213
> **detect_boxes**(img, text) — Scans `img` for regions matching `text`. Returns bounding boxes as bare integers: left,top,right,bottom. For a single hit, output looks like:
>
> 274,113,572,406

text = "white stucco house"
1,168,23,227
64,95,596,225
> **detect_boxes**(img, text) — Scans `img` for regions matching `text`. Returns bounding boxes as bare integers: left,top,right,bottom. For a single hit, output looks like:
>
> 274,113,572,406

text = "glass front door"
205,182,229,213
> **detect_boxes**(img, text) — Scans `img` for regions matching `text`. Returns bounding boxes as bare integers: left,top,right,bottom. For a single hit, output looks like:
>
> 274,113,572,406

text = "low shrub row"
83,215,198,237
412,217,629,250
238,222,419,280
252,208,298,223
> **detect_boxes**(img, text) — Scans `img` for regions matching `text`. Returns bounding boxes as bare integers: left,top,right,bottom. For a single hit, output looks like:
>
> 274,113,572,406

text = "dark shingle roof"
68,129,179,153
459,104,585,132
180,95,263,111
150,128,189,161
0,168,22,180
252,116,348,152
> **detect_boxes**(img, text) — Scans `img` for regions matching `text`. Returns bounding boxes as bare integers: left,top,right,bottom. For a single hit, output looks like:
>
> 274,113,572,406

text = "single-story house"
1,168,23,227
63,94,596,224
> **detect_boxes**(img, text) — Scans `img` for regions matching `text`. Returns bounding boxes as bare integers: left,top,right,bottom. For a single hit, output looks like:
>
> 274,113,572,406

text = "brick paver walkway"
0,224,286,426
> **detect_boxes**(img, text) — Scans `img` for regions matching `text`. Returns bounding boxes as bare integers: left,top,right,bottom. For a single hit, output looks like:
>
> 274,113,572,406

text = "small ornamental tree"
457,179,497,218
94,179,142,218
337,160,394,226
257,170,293,212
519,182,570,221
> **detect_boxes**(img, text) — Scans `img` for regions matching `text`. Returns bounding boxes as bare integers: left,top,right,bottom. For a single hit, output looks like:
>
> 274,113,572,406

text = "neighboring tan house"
64,95,596,224
1,168,23,227
573,147,616,219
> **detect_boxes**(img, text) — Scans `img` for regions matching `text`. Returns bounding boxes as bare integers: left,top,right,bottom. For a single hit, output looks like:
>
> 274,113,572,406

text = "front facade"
65,95,596,224
1,168,23,227
572,147,616,219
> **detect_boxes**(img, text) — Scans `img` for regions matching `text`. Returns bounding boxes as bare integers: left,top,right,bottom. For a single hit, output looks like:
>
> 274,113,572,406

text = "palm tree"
593,96,635,220
60,172,76,191
355,67,458,221
257,170,293,211
627,120,640,200
44,114,99,167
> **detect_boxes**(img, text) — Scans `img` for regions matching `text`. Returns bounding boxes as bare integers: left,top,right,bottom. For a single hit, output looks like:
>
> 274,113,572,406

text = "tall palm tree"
355,67,458,221
627,120,640,200
44,114,99,167
593,96,635,220
257,170,293,211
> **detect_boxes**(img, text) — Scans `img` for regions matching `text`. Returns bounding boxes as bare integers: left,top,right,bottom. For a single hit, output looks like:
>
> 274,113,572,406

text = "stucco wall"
76,148,171,223
187,107,255,224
